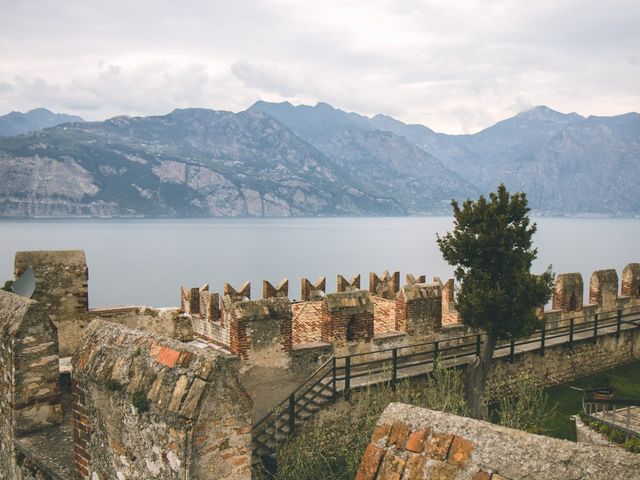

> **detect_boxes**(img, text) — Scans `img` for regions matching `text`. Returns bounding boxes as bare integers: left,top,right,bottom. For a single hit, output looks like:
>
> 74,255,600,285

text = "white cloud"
0,0,638,133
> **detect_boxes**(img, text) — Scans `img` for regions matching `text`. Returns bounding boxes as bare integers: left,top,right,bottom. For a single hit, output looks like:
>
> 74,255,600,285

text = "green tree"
437,184,553,418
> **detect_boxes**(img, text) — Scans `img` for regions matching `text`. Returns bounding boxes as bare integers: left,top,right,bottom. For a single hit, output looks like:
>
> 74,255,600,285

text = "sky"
1,0,639,134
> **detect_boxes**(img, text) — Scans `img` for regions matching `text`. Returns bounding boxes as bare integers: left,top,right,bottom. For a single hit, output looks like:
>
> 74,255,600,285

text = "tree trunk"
465,331,497,419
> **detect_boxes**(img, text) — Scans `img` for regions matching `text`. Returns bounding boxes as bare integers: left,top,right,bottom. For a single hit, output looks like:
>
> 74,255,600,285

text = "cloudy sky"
1,0,639,133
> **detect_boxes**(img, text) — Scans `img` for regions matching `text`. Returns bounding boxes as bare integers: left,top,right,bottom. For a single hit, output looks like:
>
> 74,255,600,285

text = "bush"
623,437,640,453
496,374,556,434
1,280,13,292
598,424,611,435
609,429,625,444
255,359,469,480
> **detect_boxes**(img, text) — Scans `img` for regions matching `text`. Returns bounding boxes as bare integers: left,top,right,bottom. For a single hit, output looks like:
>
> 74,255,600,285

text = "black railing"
253,304,640,454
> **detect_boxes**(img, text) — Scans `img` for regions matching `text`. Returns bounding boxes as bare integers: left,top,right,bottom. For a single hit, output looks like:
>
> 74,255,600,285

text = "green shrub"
598,424,611,435
496,374,557,434
609,429,625,443
254,359,468,480
131,391,150,413
623,437,640,453
1,280,13,292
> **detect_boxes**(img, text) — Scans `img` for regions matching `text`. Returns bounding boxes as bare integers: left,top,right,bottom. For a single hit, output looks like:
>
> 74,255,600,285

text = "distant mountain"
364,105,640,215
0,102,638,217
0,108,84,137
0,108,403,217
250,101,477,214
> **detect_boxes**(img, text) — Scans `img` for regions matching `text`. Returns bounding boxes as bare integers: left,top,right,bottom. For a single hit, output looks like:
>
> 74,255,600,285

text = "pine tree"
437,184,553,418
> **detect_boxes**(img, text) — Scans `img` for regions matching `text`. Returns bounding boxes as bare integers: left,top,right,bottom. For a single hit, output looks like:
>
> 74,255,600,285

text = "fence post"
344,356,351,401
434,341,439,363
617,309,622,339
475,334,481,357
288,394,295,435
509,335,515,363
331,357,337,401
569,318,574,350
626,406,631,441
540,323,546,356
391,348,398,391
593,313,598,344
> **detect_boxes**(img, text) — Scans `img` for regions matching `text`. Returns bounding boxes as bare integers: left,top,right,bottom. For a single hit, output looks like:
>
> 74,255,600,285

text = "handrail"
253,304,640,452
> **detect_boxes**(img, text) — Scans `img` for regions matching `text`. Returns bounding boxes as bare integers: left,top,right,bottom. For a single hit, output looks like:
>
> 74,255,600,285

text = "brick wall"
589,269,618,309
621,263,640,298
72,380,91,480
300,277,326,301
321,291,374,344
369,271,400,300
263,279,288,299
395,284,442,336
552,273,584,312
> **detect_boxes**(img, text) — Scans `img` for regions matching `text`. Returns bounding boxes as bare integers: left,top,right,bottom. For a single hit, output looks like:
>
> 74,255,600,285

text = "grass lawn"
541,360,640,440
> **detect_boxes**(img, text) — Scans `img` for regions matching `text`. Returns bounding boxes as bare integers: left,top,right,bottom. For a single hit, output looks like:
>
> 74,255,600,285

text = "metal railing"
253,304,640,454
583,397,640,441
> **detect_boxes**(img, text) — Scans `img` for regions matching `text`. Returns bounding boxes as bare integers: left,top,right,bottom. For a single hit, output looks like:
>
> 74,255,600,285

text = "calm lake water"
0,217,638,308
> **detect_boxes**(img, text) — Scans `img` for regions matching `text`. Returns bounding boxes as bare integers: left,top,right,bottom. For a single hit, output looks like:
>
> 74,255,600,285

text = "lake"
0,217,638,308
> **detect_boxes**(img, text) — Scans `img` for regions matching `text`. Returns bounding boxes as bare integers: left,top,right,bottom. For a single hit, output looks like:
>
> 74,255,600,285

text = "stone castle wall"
14,250,88,356
0,291,63,479
357,403,640,479
72,320,252,480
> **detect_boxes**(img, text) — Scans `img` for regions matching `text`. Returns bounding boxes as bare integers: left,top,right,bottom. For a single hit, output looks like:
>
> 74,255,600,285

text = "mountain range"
0,103,638,217
0,108,84,137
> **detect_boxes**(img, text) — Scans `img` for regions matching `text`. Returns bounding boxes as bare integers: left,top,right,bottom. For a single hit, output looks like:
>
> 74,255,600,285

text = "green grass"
542,360,640,440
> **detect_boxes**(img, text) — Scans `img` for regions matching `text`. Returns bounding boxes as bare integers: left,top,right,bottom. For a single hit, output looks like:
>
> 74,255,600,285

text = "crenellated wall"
321,291,374,344
369,271,400,300
395,283,442,336
589,269,618,310
553,273,584,313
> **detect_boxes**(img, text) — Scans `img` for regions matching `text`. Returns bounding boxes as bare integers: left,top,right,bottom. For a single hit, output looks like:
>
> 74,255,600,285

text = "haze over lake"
1,217,638,308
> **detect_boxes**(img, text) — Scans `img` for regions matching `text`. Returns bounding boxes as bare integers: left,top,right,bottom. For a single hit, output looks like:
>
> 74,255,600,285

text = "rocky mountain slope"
253,102,640,215
0,103,637,217
0,109,403,217
0,108,84,137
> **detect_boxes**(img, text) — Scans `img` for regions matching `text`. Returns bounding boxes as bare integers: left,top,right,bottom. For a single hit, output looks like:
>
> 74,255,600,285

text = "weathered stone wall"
589,269,618,310
485,326,640,401
88,306,192,341
227,297,292,369
71,320,252,480
395,283,442,336
14,250,88,356
357,402,640,479
369,271,400,300
552,273,584,313
621,263,640,298
0,290,63,480
321,291,374,344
